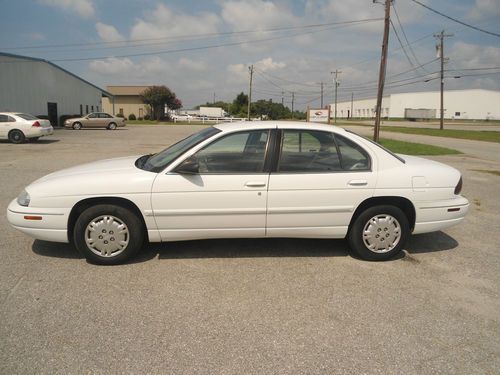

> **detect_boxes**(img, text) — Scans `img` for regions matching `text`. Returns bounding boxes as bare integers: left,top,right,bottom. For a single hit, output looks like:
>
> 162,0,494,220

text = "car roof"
214,120,348,134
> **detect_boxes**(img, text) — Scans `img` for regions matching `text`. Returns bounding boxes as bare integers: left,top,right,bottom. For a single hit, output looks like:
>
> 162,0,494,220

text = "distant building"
102,86,152,119
332,89,500,120
0,52,112,126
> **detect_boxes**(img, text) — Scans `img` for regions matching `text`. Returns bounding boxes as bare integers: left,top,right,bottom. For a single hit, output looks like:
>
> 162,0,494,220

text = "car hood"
27,156,157,198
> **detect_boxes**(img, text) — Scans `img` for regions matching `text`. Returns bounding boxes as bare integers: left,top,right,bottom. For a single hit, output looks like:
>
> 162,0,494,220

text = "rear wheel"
73,122,82,130
73,204,144,265
348,205,409,261
9,129,25,144
107,122,117,130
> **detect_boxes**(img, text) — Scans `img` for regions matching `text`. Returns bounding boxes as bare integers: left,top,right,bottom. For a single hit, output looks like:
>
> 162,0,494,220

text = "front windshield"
140,127,221,172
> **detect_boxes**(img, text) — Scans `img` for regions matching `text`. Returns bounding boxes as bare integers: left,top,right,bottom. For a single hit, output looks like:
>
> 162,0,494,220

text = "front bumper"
413,196,469,234
7,199,70,243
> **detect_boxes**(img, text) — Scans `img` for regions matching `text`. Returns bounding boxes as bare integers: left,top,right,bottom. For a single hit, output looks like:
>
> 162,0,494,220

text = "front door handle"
348,180,368,186
245,182,266,188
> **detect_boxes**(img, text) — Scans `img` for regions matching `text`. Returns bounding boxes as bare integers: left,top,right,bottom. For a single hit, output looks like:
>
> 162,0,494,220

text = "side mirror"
175,158,199,175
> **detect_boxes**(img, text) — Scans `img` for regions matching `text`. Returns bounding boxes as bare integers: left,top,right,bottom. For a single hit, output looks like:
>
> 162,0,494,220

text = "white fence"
173,116,249,124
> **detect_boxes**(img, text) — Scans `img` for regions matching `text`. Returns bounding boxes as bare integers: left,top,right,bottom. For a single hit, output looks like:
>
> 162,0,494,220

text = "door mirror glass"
175,158,199,174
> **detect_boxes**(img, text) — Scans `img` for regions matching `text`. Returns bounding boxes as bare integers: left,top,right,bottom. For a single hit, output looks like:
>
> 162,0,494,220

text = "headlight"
17,190,30,207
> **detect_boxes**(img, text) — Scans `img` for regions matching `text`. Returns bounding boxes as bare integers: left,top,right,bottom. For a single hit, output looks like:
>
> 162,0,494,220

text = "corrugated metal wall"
0,55,103,125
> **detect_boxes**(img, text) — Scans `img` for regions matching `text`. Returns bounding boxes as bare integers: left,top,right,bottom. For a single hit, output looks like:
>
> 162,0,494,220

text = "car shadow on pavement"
405,231,458,253
31,231,458,264
154,238,350,260
32,240,83,259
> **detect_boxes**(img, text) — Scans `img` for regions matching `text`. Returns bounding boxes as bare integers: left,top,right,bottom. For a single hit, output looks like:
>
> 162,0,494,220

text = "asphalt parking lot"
1,125,499,374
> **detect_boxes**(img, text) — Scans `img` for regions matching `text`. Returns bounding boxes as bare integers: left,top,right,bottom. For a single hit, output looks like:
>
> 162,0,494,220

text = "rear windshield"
346,130,406,163
15,113,38,120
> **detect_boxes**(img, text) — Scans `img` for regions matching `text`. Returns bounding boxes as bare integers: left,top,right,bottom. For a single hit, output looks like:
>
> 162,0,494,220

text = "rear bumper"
413,196,469,234
26,127,54,138
7,199,70,243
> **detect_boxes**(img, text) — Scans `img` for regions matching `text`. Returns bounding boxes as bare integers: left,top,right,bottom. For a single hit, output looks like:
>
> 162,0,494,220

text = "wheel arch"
68,197,149,243
349,196,416,233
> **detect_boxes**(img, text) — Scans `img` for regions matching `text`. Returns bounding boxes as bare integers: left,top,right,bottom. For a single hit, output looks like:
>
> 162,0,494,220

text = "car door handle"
245,182,266,188
348,180,368,186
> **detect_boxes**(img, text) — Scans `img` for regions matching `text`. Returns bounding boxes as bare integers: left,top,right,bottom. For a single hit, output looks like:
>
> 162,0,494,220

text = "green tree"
140,86,180,120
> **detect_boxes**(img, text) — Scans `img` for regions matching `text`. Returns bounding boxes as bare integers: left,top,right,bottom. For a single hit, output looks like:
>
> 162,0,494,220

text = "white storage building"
333,89,500,120
0,52,112,126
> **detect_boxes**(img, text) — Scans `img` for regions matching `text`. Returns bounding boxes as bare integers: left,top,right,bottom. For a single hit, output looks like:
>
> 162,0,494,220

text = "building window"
91,105,94,112
455,112,460,116
139,108,143,118
119,108,124,116
80,104,83,116
86,105,89,114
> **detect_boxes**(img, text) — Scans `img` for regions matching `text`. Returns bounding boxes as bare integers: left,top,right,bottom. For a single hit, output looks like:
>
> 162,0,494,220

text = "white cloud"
221,0,299,31
468,0,500,20
178,58,207,71
130,4,220,40
89,57,136,75
227,63,248,83
255,57,285,71
95,22,124,42
450,41,500,68
39,0,95,18
25,32,46,41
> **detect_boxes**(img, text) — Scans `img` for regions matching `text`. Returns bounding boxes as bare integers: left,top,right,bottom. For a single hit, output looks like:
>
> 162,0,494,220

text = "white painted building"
333,89,500,120
0,52,112,126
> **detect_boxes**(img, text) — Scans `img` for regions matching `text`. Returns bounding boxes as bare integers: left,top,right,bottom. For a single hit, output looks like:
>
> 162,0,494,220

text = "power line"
390,19,417,69
1,18,383,51
46,21,377,62
392,3,428,73
409,0,500,38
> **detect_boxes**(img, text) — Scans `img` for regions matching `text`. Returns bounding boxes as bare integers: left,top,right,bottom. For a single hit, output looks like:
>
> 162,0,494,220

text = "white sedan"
0,112,53,143
7,121,469,264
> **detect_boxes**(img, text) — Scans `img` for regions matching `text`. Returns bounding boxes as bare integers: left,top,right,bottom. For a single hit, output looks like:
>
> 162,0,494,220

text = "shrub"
144,114,151,120
128,113,136,120
116,113,125,118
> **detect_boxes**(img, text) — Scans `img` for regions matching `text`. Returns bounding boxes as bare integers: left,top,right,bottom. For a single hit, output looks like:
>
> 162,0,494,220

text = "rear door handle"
348,180,368,186
245,182,266,188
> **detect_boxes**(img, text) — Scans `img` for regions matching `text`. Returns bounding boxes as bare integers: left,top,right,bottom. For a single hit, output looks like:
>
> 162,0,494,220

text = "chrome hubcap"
85,215,129,257
362,214,401,253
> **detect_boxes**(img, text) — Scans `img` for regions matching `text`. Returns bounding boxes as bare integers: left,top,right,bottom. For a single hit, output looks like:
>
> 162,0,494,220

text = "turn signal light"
32,121,41,127
24,215,42,220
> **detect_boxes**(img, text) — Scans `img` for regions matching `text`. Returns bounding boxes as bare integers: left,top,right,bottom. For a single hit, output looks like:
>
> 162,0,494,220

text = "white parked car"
7,121,469,264
0,112,53,143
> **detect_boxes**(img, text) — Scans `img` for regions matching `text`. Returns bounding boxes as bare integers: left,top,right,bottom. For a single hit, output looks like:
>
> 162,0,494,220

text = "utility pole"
247,65,254,120
291,92,295,119
434,30,453,130
281,90,284,106
320,82,324,108
213,92,216,104
331,69,341,123
373,0,392,142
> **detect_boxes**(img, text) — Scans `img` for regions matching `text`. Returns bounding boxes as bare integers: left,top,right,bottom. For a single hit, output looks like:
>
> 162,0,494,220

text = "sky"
1,0,499,109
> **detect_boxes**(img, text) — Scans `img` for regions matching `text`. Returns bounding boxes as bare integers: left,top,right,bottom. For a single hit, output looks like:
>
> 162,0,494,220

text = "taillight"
32,121,41,127
454,176,463,195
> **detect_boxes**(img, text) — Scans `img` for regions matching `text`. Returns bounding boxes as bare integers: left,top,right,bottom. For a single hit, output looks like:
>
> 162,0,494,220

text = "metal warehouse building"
333,89,500,120
0,52,112,126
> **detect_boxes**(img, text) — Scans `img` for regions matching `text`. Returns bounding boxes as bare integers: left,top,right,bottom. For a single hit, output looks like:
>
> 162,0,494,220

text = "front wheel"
107,122,117,130
347,205,409,261
73,204,144,265
73,122,82,130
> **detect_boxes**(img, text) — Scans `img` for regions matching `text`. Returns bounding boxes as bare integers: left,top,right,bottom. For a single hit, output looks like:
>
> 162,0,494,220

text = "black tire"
29,137,40,142
73,204,144,265
73,122,82,130
347,205,409,261
107,122,117,130
9,129,25,144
